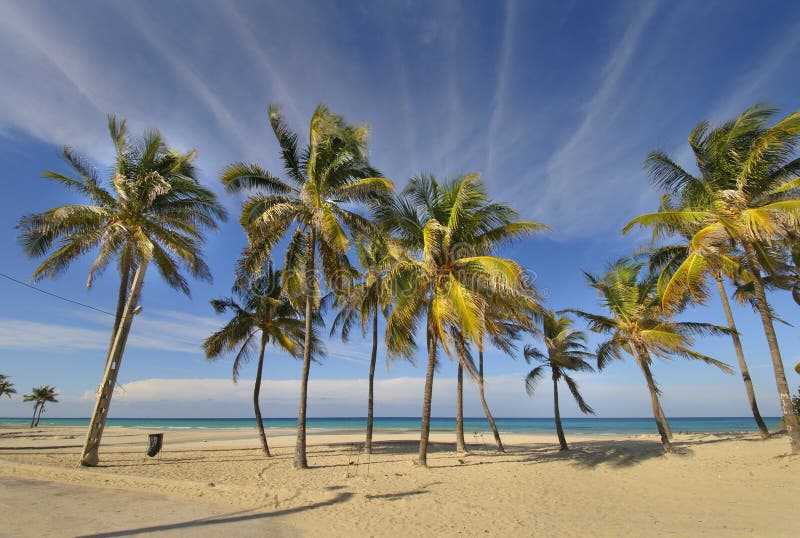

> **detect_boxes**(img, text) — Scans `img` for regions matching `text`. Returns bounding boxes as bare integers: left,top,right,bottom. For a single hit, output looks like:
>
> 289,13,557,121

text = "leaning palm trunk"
456,363,467,452
254,333,270,457
714,274,770,439
742,241,800,453
552,375,568,451
631,344,673,453
35,403,45,427
294,230,316,469
365,309,378,455
29,403,38,428
656,401,673,441
418,322,437,466
81,260,148,466
477,349,505,452
107,254,132,357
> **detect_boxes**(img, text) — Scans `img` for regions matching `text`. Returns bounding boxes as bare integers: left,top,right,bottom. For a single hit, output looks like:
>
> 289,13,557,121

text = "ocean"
0,416,783,435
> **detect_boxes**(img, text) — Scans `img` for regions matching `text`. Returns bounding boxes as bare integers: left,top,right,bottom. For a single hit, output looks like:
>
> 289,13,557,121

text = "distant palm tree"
18,116,226,465
23,386,58,427
571,259,732,453
329,236,403,454
204,265,309,457
524,311,595,451
222,104,392,469
625,105,800,452
0,375,16,399
477,298,537,452
380,174,547,465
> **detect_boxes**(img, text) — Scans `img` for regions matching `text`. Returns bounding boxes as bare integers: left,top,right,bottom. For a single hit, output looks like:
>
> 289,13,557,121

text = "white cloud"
0,319,108,351
0,309,222,355
61,371,784,419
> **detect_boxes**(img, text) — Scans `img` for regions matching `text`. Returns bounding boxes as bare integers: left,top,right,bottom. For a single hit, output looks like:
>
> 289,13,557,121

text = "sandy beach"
0,425,797,536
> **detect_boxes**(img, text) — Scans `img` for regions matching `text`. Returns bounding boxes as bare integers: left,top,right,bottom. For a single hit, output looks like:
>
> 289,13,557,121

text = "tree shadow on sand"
519,439,690,469
326,439,463,455
75,492,354,538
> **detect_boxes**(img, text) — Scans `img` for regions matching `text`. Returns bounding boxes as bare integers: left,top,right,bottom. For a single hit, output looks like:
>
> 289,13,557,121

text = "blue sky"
1,0,800,420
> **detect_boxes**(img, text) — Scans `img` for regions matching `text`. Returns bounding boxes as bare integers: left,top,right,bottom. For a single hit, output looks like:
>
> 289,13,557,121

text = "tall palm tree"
572,259,732,453
380,174,548,466
524,311,595,451
0,375,16,399
23,386,58,427
221,104,393,469
329,236,403,454
204,265,309,457
17,116,226,465
641,200,770,438
624,105,800,452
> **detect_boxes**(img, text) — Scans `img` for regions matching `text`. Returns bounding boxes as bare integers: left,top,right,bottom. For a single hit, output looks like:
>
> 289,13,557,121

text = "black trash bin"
147,433,164,457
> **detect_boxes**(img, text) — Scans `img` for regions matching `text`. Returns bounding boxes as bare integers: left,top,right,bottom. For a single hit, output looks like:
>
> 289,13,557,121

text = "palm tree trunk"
30,403,38,428
35,403,45,427
418,320,437,467
254,332,270,457
365,308,378,455
742,240,800,453
656,401,673,441
714,273,770,439
631,343,673,453
640,346,673,442
456,362,466,452
80,259,148,466
553,376,568,451
108,252,131,357
477,348,504,452
294,229,316,469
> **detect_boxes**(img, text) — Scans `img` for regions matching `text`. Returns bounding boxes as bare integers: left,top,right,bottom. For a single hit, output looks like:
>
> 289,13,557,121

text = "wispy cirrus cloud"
528,1,661,237
708,18,800,123
0,319,110,352
486,0,518,180
0,310,221,355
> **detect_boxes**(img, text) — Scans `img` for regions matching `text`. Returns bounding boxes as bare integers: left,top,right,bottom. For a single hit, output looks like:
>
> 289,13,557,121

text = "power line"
0,272,115,317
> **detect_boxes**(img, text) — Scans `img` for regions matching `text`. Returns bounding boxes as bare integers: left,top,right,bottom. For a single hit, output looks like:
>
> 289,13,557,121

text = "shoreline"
0,416,782,437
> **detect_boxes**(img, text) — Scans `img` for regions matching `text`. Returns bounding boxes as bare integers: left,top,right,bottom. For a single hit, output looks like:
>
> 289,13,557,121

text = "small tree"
524,311,596,451
0,375,16,399
23,386,58,427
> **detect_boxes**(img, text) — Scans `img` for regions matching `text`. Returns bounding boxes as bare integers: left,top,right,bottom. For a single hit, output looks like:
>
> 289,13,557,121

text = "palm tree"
641,203,770,438
450,299,534,453
0,375,16,399
524,311,595,451
329,236,403,454
380,174,548,466
17,116,226,465
221,104,393,469
476,299,537,452
624,105,800,452
204,265,308,457
23,386,58,427
572,259,732,453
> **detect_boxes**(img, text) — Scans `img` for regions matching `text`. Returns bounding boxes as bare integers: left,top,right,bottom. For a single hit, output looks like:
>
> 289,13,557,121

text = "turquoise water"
0,416,782,434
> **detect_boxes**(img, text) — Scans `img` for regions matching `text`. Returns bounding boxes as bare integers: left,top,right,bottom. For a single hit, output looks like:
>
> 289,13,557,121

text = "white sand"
1,424,798,536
